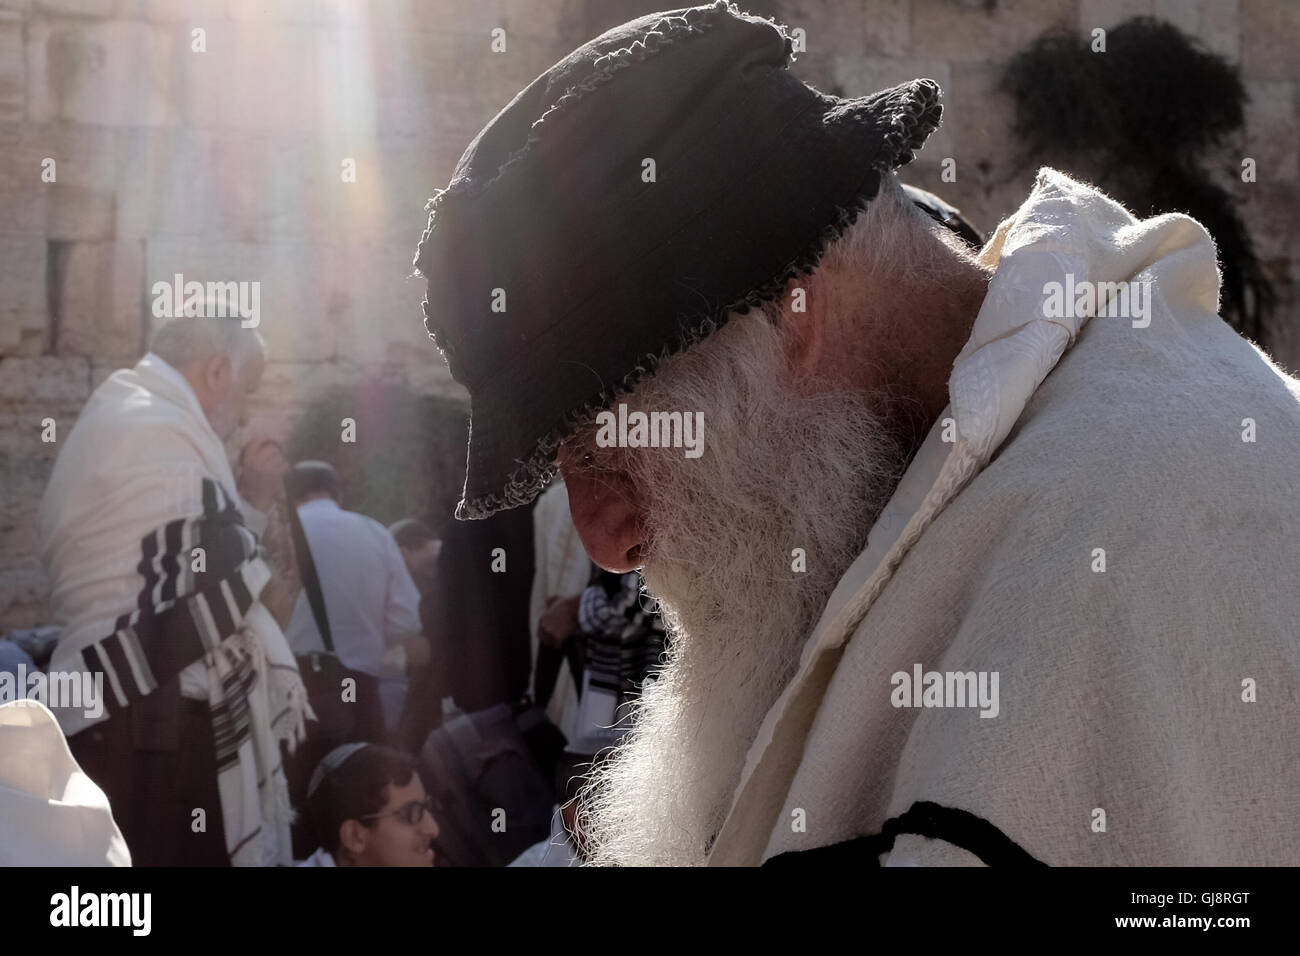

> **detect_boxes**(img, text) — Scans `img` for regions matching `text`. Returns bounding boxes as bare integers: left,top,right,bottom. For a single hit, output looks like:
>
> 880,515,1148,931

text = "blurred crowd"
0,313,665,867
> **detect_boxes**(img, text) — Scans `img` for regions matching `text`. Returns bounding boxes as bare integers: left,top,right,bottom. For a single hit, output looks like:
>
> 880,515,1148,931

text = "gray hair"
745,172,983,327
815,172,976,284
148,312,265,374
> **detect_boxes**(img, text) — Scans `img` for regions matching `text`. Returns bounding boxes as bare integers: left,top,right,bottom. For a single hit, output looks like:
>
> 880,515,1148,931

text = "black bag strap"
285,495,334,654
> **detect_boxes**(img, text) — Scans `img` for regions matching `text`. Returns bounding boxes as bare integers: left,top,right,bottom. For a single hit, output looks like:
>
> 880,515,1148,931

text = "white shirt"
284,498,422,676
507,806,580,867
528,482,592,739
296,846,336,867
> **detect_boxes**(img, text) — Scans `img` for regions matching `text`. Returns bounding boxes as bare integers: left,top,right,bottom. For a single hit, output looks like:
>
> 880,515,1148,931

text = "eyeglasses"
359,795,436,827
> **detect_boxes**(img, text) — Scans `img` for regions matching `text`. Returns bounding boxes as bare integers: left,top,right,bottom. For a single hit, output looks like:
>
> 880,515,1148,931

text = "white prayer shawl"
708,169,1300,866
0,699,131,866
529,481,592,741
39,353,311,867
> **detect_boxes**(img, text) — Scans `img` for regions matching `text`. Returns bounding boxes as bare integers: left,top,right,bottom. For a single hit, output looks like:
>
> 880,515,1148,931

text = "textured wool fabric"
413,0,942,520
707,169,1300,866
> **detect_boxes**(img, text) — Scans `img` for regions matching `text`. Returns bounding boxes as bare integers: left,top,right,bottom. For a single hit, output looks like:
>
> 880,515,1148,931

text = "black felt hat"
414,0,942,520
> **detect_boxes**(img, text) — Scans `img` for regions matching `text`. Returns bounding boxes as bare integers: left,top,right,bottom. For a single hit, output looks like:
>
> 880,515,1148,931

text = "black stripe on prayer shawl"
84,560,264,719
204,582,236,641
197,479,255,590
227,569,252,618
202,476,219,518
80,642,110,696
97,630,142,706
136,526,160,615
211,650,257,768
161,518,183,603
762,801,1049,868
82,475,267,723
117,626,158,696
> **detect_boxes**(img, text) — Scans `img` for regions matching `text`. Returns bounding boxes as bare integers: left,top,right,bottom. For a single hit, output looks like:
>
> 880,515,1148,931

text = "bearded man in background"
39,315,310,866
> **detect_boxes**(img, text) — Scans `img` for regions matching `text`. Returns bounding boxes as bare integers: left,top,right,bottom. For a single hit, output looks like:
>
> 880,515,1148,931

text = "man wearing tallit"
38,315,311,866
413,2,1300,865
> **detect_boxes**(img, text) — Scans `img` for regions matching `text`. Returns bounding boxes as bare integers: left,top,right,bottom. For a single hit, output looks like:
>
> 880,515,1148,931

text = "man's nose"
422,812,440,840
562,465,645,573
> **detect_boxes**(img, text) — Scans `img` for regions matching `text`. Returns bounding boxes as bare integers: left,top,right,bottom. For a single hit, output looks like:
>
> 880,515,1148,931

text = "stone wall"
2,0,1297,627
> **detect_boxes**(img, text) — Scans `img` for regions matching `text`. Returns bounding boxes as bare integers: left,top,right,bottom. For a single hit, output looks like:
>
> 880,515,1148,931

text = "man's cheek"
561,467,604,525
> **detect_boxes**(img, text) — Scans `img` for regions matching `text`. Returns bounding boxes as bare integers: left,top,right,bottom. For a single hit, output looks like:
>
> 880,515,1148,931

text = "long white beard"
578,315,909,866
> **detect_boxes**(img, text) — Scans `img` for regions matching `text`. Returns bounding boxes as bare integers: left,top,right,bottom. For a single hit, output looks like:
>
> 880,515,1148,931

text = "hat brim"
452,78,942,519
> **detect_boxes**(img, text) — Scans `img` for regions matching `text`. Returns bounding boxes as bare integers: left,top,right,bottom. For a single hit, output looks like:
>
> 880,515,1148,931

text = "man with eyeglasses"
298,743,440,867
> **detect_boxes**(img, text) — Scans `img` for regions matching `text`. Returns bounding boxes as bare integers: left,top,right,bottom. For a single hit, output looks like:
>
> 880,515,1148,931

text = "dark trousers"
533,638,585,711
396,661,447,754
285,655,388,857
69,694,229,867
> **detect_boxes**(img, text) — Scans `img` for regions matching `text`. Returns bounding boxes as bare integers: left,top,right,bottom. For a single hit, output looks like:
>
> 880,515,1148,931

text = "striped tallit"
39,352,310,866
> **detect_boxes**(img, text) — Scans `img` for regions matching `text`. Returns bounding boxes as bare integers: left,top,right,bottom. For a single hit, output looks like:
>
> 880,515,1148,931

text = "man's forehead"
383,775,425,807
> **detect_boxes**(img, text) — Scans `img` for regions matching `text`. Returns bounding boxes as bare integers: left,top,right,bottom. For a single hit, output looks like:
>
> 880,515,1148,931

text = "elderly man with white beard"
414,2,1300,866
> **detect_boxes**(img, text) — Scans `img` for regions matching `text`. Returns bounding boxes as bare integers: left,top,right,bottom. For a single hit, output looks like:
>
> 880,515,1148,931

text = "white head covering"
0,699,131,866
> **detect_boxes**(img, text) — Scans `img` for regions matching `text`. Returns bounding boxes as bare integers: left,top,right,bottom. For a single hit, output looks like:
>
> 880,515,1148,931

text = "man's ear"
780,277,824,375
204,353,233,395
339,819,369,858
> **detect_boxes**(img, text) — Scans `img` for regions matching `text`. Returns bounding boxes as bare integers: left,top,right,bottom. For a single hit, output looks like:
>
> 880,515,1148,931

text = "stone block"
912,0,1074,63
0,486,40,557
115,127,294,240
0,409,50,462
0,355,91,406
1079,0,1155,32
946,61,1017,178
402,356,462,399
319,239,431,364
254,359,360,411
1243,80,1299,184
862,0,911,55
390,0,573,40
768,0,871,61
114,129,441,244
369,26,568,137
1081,1,1240,61
0,123,124,238
181,21,319,132
1240,181,1299,265
1241,0,1300,81
0,11,23,124
120,0,320,22
0,237,47,357
26,18,182,126
0,124,45,235
1153,0,1239,61
145,236,339,361
36,0,114,14
0,562,52,628
52,240,145,358
45,181,116,240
